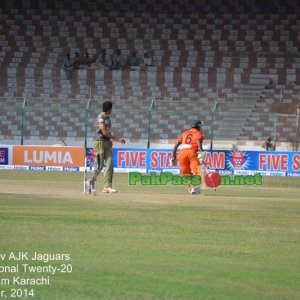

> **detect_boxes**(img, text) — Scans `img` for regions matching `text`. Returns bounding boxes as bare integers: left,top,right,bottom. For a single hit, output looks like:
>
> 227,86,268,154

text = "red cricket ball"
205,172,221,189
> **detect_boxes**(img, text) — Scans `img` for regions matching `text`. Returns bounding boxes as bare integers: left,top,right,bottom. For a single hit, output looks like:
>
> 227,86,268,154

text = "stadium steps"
214,85,263,139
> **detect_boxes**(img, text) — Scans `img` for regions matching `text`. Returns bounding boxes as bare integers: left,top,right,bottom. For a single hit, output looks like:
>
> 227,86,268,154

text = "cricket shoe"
188,185,201,195
193,186,201,194
102,187,118,194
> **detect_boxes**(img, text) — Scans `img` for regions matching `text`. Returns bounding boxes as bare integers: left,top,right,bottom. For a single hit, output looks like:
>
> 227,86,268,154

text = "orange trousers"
178,150,200,175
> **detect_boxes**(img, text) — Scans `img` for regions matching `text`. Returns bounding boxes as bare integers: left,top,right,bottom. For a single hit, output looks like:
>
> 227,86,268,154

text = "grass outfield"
0,170,300,300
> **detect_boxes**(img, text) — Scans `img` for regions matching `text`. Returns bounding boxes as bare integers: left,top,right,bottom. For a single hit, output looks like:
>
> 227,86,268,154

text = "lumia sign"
13,146,85,167
24,150,73,164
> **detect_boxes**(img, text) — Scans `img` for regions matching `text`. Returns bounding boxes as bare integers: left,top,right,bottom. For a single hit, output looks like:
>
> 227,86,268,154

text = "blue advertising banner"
222,150,300,176
108,148,300,176
0,147,9,165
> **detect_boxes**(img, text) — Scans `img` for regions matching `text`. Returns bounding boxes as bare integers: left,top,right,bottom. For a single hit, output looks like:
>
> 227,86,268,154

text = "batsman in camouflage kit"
91,101,125,193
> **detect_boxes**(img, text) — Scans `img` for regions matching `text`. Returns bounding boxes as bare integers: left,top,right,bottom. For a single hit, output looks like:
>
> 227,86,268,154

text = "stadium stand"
0,0,299,148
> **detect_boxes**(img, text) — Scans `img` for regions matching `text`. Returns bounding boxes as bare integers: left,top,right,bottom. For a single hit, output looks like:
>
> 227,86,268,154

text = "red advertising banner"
13,146,85,167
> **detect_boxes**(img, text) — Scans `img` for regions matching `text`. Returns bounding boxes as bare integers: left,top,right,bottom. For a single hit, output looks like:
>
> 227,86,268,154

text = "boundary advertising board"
113,149,300,176
0,146,299,176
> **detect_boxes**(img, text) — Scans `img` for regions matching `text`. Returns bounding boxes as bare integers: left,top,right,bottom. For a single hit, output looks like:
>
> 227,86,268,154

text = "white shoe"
102,187,117,194
188,185,201,195
193,186,201,195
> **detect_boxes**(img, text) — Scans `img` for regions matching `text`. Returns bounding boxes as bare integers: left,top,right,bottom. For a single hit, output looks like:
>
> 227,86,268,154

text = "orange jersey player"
171,120,206,194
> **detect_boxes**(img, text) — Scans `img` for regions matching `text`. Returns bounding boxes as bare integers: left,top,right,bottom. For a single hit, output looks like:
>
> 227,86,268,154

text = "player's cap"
191,120,202,129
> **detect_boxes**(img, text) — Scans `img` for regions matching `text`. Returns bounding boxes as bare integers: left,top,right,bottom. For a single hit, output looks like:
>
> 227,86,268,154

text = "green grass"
0,171,300,300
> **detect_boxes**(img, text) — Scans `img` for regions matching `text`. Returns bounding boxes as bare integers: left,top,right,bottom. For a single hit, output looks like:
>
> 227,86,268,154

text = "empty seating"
0,0,299,143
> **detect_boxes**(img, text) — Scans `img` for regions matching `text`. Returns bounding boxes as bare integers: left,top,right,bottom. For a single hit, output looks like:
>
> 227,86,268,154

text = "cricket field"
0,170,299,300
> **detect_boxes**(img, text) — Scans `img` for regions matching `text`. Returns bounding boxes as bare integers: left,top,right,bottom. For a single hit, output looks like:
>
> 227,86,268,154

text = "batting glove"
197,151,206,163
170,157,177,166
